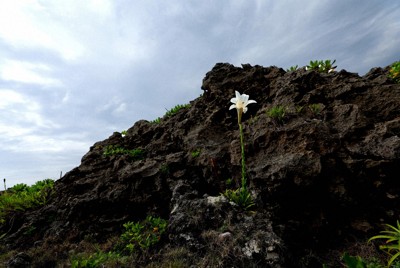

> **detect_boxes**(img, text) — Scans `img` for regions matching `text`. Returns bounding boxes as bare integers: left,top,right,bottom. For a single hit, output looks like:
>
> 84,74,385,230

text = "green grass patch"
164,104,190,118
191,149,201,158
0,179,54,228
151,103,190,123
306,59,336,73
267,105,286,123
286,65,298,72
223,187,255,210
69,216,168,267
120,216,167,254
103,145,144,160
389,61,400,83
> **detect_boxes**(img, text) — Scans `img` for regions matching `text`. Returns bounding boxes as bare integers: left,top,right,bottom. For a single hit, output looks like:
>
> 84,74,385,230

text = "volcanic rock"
1,63,400,267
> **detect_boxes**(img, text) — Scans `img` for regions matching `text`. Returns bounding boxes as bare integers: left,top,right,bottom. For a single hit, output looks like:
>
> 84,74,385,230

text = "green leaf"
342,253,366,268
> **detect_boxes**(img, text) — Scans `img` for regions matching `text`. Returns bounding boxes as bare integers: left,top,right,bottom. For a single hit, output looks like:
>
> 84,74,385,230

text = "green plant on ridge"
267,105,286,123
295,105,304,114
151,117,161,124
389,61,400,83
150,103,190,123
309,103,322,115
103,145,144,160
286,65,298,72
225,178,233,188
306,59,337,73
159,164,170,175
191,149,201,158
369,220,400,267
164,104,190,118
225,90,256,210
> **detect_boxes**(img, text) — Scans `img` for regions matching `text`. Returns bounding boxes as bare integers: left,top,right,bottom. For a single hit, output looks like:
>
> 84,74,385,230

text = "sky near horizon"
0,1,399,188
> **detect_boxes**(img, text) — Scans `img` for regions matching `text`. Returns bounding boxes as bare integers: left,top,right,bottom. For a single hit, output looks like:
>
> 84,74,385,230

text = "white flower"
229,91,257,114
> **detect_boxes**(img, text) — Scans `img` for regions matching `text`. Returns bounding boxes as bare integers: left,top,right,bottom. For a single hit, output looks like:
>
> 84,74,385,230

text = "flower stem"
238,122,247,191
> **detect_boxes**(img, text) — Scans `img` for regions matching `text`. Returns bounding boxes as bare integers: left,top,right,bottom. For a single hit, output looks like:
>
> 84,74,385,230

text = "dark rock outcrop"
1,63,400,267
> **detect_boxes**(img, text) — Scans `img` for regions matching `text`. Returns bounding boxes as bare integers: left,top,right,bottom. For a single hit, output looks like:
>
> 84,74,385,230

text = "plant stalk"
238,121,247,191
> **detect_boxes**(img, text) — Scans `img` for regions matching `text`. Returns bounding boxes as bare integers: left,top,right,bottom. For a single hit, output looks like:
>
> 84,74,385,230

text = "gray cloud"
0,0,399,187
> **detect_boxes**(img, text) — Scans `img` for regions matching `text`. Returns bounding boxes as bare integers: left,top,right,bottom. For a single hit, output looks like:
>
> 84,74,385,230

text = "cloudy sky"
1,1,399,188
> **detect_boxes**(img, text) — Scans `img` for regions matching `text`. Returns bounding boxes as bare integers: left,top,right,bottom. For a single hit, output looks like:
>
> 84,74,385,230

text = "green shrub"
150,103,190,123
70,251,126,268
0,179,54,228
225,178,233,188
309,103,322,115
120,216,167,254
191,149,201,158
296,105,305,114
103,145,144,160
286,65,298,72
151,117,161,124
306,59,336,73
267,105,286,122
69,216,167,267
389,61,400,83
223,187,255,210
160,164,170,175
369,221,400,267
342,253,382,268
164,104,190,117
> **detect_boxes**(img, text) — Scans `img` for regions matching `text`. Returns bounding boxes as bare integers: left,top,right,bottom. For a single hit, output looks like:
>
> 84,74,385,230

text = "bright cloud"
0,60,62,86
0,89,58,135
4,133,89,153
0,0,85,62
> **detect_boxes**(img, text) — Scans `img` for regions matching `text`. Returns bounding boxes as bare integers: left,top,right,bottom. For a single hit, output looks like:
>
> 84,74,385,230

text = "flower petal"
242,94,249,103
247,100,257,104
235,91,241,99
229,104,237,110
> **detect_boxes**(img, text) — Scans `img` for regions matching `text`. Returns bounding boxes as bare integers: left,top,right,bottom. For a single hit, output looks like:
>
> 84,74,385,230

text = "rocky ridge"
1,63,400,267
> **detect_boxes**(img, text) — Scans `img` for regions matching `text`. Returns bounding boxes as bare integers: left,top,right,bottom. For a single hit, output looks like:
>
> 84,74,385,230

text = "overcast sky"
1,1,399,188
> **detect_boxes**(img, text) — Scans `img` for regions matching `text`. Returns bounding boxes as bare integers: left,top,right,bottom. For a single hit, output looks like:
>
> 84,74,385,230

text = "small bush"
159,164,170,175
120,216,167,254
267,105,286,122
306,59,336,73
225,178,233,188
151,117,161,124
389,61,400,83
0,179,54,227
103,145,144,160
191,149,201,158
164,104,190,118
309,103,322,115
150,103,190,123
223,187,255,210
369,220,400,267
287,65,298,72
70,251,127,268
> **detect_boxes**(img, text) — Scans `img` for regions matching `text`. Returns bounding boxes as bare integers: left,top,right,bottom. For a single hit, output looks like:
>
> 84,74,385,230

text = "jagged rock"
1,63,399,267
7,252,31,268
